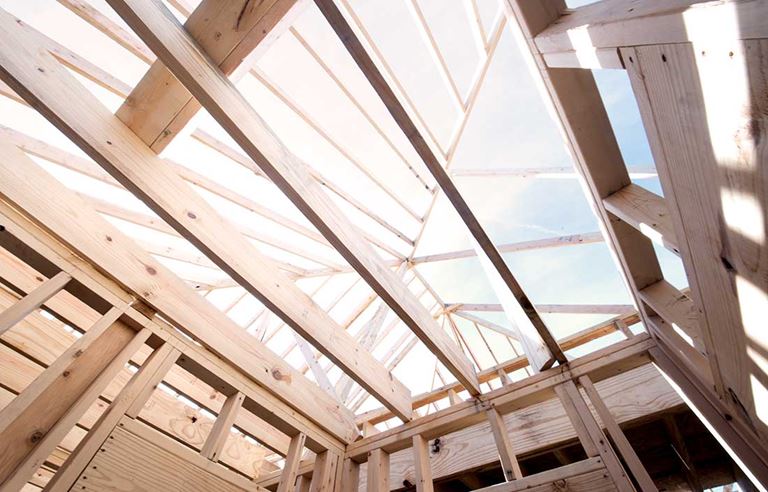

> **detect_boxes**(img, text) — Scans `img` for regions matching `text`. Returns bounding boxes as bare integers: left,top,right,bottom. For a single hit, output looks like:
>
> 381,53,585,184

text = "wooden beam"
578,375,657,491
0,316,148,488
0,124,337,265
638,280,704,352
258,360,678,489
0,139,356,442
277,433,306,492
486,406,522,481
663,414,703,492
345,334,654,461
0,270,70,336
473,458,607,492
0,248,291,460
45,342,181,491
117,0,302,152
367,449,390,492
202,391,245,462
622,39,768,450
191,129,415,250
309,450,340,492
0,11,410,424
533,0,768,67
651,345,768,489
503,0,666,377
604,183,680,256
57,0,155,64
411,434,434,492
340,458,360,492
452,166,657,180
0,200,344,454
554,381,634,490
105,0,479,396
446,303,634,315
314,0,565,373
410,232,604,264
357,312,641,426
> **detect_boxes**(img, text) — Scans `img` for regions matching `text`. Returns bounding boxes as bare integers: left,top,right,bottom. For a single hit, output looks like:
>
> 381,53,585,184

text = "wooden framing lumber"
486,406,522,481
451,166,657,179
0,305,127,436
554,381,634,491
533,0,768,68
0,137,357,442
0,124,341,267
0,10,411,424
190,129,411,257
104,0,479,397
411,435,433,492
474,458,607,492
0,247,291,461
621,39,768,445
45,342,181,491
0,319,149,489
357,312,641,426
504,0,665,302
638,280,704,352
410,232,604,265
578,375,657,491
73,416,259,491
340,459,359,492
277,433,306,492
367,449,390,492
57,0,155,64
259,350,679,490
309,450,340,492
345,334,654,462
117,0,302,152
651,345,768,488
0,198,345,454
446,303,634,315
314,0,565,373
0,270,70,336
603,184,680,256
201,391,245,462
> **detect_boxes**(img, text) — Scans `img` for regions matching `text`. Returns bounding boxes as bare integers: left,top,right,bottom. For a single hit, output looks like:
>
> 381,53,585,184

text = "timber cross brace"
0,0,767,491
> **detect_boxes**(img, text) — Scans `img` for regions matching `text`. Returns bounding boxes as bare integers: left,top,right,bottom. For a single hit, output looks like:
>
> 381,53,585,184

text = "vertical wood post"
367,448,390,492
201,390,244,462
294,475,311,492
340,458,359,492
277,433,307,492
412,434,434,492
309,450,340,492
486,406,522,481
